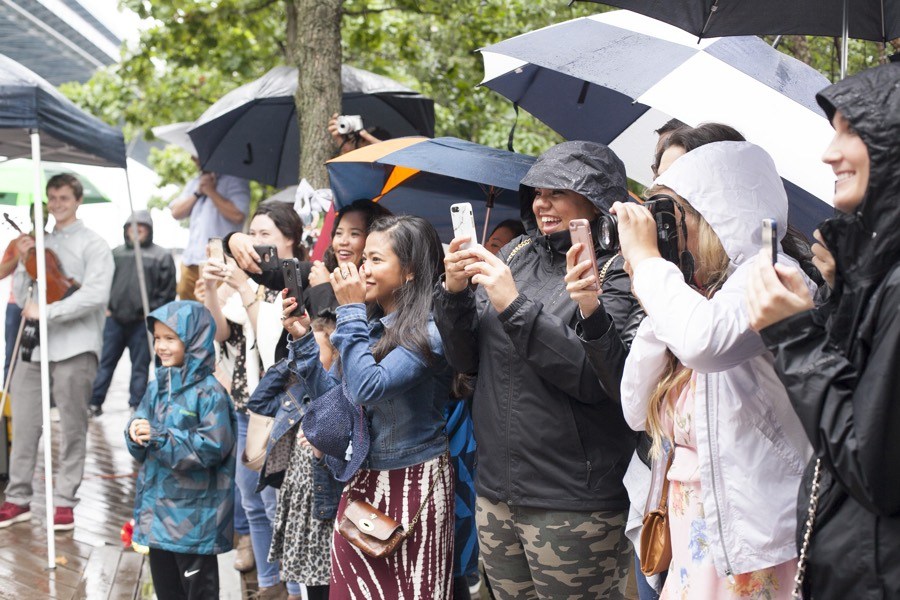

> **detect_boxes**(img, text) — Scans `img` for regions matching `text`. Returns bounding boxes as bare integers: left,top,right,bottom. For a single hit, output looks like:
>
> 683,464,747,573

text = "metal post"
841,0,850,80
123,167,154,358
30,131,55,570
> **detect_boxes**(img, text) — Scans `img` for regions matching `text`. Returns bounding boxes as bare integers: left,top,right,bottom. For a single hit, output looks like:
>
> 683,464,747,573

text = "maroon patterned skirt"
330,453,455,599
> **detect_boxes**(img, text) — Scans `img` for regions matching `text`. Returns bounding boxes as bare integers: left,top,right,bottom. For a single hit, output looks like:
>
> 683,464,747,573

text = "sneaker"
0,502,31,528
232,533,255,572
88,405,103,418
467,572,483,596
53,506,75,531
49,407,60,422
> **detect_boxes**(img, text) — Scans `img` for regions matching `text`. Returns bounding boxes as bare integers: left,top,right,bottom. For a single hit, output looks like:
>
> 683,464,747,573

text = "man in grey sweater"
0,174,113,532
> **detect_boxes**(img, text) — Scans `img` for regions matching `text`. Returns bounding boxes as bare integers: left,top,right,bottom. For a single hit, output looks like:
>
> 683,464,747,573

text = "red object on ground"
120,519,134,547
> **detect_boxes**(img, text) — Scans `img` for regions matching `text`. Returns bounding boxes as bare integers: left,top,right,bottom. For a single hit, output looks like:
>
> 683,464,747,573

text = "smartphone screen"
569,219,600,292
451,203,478,250
281,259,305,317
761,219,778,266
207,237,225,263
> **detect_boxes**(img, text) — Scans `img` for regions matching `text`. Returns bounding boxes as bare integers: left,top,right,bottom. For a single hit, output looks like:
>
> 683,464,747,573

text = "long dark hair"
324,199,393,270
368,215,444,365
253,202,309,261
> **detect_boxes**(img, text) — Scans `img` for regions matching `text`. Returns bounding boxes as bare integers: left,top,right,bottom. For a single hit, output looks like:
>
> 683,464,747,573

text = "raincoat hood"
147,301,216,391
519,141,627,251
123,209,154,247
656,141,789,270
815,63,900,286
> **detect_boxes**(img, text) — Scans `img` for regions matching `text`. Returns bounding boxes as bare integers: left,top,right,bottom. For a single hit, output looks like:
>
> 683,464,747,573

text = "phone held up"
207,237,225,263
281,258,306,318
253,245,280,272
568,219,601,292
451,203,478,251
761,219,778,266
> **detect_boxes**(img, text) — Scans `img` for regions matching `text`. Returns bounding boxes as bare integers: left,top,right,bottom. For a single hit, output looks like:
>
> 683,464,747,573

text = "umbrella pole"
30,131,56,570
481,187,497,244
841,0,849,80
123,167,153,358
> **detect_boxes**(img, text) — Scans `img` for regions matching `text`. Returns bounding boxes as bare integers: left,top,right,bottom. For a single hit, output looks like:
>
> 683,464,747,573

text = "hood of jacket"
519,141,628,254
146,300,216,391
815,63,900,288
124,210,154,248
655,141,789,271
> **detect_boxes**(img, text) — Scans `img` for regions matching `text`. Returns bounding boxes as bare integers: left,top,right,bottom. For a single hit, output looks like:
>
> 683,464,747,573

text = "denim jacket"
248,360,344,520
289,303,451,471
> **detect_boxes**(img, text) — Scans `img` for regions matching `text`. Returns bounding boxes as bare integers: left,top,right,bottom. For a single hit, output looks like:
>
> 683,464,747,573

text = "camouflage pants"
476,496,632,599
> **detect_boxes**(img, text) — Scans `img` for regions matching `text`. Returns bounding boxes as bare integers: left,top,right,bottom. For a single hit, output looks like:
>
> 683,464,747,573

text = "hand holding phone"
761,219,778,266
451,203,478,251
281,259,305,317
568,219,600,292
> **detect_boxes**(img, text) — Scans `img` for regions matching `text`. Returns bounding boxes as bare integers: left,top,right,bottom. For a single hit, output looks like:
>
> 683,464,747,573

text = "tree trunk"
285,0,343,189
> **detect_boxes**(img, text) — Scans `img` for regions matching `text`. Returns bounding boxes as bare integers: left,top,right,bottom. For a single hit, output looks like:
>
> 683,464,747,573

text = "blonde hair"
644,194,730,458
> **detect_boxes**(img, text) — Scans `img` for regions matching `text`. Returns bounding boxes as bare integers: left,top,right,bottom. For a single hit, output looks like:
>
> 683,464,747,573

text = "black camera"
599,195,694,283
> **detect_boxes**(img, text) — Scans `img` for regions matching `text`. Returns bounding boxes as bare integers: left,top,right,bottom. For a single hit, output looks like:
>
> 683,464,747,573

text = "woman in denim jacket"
283,215,454,600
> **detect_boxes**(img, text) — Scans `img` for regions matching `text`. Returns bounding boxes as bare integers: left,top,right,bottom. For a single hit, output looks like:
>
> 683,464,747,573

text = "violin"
4,212,80,303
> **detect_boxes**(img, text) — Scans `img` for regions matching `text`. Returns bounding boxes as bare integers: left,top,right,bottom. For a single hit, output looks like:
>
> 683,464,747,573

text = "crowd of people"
0,60,897,600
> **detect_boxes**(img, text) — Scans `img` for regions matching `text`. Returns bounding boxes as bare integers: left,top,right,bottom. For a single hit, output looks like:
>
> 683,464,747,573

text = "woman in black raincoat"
747,63,900,599
435,141,642,599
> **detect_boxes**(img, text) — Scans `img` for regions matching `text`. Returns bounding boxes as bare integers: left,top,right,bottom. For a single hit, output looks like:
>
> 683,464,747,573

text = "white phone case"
451,203,478,250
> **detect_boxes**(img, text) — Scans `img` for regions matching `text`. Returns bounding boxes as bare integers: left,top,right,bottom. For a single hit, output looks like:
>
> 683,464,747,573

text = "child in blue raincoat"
125,300,236,600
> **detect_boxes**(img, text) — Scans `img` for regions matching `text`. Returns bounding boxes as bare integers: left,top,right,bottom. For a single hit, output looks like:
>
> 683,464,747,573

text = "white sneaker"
49,407,60,422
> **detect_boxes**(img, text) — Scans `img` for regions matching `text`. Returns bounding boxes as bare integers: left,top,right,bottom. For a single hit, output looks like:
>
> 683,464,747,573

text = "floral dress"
660,373,797,600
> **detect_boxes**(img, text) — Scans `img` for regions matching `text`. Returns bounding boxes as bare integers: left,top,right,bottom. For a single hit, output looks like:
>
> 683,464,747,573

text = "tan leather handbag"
241,411,274,472
639,449,674,576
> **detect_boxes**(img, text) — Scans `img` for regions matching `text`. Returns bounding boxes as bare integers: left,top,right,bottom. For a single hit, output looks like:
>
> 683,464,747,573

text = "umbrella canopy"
151,122,197,155
0,53,126,168
327,137,535,242
578,0,900,42
480,10,835,237
188,65,435,188
0,160,112,205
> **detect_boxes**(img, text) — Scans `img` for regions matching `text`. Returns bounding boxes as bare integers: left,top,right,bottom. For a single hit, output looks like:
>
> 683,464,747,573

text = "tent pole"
30,130,56,570
123,167,153,358
841,0,849,80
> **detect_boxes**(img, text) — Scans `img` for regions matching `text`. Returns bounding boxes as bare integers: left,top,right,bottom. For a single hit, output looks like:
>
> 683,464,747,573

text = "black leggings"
306,584,329,600
148,548,219,600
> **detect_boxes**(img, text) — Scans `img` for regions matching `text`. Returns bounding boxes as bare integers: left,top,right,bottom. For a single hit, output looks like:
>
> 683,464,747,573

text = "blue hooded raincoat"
125,301,236,555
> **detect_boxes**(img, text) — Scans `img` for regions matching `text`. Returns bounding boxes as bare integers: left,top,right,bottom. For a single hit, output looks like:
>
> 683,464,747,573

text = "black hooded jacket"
760,64,900,599
109,211,177,323
433,141,642,511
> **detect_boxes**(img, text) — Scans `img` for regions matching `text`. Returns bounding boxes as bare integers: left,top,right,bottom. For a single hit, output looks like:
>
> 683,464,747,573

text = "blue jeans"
235,411,282,588
91,317,151,408
635,555,663,600
4,302,22,381
234,481,249,535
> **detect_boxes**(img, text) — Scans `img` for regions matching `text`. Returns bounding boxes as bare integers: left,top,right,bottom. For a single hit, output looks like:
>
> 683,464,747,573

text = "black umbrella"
188,65,435,187
579,0,900,77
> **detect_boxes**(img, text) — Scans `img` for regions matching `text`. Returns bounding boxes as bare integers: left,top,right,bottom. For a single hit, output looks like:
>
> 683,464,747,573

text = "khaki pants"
177,263,200,301
476,495,632,599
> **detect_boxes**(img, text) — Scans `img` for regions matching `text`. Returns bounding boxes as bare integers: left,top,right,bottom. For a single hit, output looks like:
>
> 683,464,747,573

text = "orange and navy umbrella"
326,136,535,243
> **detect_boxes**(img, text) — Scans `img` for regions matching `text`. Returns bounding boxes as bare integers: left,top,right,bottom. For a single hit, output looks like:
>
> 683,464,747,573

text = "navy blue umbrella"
480,10,837,238
327,137,535,242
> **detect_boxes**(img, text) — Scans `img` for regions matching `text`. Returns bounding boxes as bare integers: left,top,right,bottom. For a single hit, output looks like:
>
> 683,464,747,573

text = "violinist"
0,174,113,533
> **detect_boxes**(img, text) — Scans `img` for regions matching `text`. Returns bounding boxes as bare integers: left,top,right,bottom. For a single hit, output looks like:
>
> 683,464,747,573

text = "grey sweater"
14,220,113,362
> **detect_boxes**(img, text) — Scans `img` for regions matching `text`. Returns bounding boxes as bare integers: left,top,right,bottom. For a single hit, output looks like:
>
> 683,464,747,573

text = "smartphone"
207,237,225,263
253,245,280,271
761,219,778,266
281,258,305,317
568,219,601,292
451,202,478,250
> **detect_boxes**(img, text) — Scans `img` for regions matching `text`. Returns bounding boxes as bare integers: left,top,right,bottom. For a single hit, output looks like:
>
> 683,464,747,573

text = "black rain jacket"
433,141,642,511
761,63,900,600
109,211,177,323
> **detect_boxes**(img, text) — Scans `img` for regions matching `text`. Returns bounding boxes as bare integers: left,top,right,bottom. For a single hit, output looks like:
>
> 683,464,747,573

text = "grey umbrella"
188,65,435,187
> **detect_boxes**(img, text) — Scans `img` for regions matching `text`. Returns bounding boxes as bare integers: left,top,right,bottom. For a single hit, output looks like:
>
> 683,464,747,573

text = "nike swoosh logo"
184,569,200,578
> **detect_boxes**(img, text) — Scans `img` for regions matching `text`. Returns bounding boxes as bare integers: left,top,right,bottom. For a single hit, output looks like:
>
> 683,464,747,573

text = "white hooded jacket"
622,142,814,577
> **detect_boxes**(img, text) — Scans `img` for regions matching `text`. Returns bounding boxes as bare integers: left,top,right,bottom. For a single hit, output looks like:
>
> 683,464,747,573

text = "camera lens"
599,215,619,251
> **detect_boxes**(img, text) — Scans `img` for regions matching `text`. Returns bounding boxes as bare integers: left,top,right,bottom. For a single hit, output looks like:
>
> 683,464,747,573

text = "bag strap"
405,455,446,533
792,458,822,599
656,448,674,511
598,255,617,287
505,238,532,266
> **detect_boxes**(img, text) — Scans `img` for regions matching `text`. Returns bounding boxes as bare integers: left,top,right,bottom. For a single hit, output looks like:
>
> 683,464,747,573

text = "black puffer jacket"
761,63,900,599
109,211,177,323
433,141,641,511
